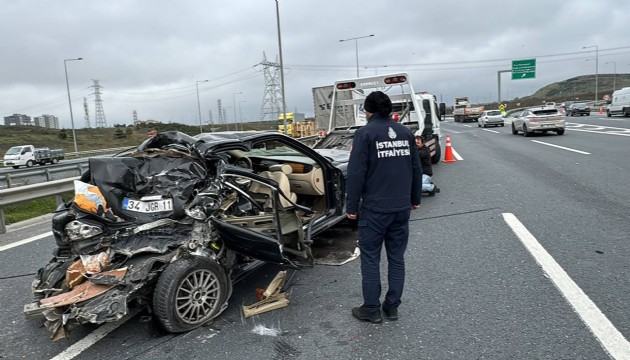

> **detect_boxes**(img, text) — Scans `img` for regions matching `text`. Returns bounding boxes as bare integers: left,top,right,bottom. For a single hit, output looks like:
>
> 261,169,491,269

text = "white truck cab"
3,145,64,168
316,73,442,164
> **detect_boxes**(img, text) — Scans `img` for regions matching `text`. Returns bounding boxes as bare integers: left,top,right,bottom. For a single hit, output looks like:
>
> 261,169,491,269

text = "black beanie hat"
363,91,392,115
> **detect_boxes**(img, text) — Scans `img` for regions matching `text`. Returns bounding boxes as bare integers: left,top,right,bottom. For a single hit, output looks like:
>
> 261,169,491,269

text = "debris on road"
243,271,289,318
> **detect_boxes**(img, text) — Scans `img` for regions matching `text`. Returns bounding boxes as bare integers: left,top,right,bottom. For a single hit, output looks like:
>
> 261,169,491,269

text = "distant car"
478,110,504,128
511,106,566,136
567,103,590,116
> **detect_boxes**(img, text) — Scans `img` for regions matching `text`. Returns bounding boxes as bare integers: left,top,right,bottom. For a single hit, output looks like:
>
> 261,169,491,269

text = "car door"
207,134,346,268
210,168,313,268
512,112,521,129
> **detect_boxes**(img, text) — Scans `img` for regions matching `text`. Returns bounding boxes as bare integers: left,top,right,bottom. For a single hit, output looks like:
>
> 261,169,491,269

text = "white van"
607,87,630,117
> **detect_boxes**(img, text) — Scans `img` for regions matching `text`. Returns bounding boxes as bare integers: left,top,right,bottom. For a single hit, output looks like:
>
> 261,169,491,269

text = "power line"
285,45,630,69
106,72,262,103
106,66,259,96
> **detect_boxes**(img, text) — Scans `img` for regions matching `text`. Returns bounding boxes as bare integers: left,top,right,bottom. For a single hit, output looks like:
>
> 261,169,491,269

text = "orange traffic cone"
599,106,604,115
443,135,456,163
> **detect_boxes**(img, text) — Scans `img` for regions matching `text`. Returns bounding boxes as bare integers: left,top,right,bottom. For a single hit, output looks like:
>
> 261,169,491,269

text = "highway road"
1,114,629,359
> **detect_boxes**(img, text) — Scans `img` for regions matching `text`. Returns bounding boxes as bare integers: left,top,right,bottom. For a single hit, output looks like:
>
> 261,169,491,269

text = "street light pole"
275,0,288,135
605,61,616,92
583,45,598,102
339,34,375,78
64,57,83,153
232,92,242,132
239,100,247,131
196,80,208,133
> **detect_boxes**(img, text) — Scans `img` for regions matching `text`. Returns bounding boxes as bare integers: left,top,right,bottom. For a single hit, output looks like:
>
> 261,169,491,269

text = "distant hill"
480,73,630,110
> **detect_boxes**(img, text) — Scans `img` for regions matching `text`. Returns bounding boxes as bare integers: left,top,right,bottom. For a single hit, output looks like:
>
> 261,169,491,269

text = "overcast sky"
1,0,629,129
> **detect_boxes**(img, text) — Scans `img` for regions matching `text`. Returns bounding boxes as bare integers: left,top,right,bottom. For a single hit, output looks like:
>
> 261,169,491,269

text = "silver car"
478,110,504,128
511,106,566,136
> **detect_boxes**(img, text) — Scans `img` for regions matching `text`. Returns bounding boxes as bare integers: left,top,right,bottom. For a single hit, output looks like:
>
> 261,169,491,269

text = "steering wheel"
233,156,252,170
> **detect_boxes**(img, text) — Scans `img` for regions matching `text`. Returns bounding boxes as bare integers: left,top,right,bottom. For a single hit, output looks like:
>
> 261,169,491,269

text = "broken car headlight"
65,220,104,241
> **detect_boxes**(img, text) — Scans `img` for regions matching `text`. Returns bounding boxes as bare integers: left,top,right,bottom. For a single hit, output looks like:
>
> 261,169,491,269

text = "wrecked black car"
24,131,351,340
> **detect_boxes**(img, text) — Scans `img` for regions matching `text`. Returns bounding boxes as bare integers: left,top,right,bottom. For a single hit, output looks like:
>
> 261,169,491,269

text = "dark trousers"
358,208,410,311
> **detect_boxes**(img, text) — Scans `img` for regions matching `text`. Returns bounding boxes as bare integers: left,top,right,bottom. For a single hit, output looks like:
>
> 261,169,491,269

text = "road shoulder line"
0,231,52,252
50,311,137,360
502,213,630,360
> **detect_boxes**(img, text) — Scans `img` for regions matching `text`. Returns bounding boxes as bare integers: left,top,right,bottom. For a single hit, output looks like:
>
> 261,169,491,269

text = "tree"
58,129,68,140
114,128,126,139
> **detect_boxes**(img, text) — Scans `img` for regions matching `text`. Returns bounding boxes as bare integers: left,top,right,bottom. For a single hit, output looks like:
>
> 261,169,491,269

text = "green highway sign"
512,59,536,80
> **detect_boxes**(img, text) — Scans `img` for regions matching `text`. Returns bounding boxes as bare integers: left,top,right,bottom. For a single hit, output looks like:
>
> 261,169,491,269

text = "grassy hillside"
477,73,630,110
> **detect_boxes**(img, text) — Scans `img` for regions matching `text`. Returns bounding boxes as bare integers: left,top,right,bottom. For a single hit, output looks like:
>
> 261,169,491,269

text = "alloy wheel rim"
175,269,220,325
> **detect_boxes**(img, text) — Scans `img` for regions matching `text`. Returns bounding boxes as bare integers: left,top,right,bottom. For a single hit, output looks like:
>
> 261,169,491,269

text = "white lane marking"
502,213,630,360
451,148,463,160
567,128,630,137
462,124,472,128
0,232,52,252
530,140,591,155
567,122,630,131
482,129,500,134
596,117,630,122
50,311,137,360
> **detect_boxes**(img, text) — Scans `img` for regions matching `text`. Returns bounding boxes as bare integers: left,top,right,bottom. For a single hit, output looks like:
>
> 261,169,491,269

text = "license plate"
122,198,173,213
541,124,555,128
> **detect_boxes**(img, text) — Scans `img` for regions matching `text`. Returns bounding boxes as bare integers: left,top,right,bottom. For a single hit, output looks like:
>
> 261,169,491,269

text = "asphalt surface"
1,114,629,359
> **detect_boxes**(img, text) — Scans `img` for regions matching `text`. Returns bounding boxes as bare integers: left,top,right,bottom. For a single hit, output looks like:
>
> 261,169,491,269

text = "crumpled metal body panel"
89,152,207,223
40,268,127,308
111,222,195,257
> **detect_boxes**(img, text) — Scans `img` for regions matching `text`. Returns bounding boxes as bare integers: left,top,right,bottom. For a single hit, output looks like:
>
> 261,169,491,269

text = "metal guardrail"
0,146,133,188
0,162,89,189
0,177,79,233
63,146,133,159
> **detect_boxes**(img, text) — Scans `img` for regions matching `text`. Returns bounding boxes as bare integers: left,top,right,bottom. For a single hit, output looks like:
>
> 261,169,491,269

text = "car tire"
26,160,34,168
607,111,611,118
511,123,518,135
431,142,441,165
500,124,505,127
153,256,228,333
478,122,481,127
483,124,487,128
52,158,59,164
523,125,531,137
557,129,565,135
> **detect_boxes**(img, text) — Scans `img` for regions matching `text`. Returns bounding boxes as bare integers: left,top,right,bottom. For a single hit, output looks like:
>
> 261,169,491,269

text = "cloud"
1,0,629,129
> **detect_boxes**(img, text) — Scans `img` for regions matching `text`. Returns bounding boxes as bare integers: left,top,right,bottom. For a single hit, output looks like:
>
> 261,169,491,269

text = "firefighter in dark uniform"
346,91,422,323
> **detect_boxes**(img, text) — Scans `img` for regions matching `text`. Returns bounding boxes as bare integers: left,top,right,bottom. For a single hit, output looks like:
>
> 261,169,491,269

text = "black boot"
352,306,382,323
428,186,440,196
382,304,398,321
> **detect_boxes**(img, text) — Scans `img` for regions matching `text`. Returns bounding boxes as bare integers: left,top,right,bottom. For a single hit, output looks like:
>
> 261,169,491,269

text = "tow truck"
313,73,442,164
